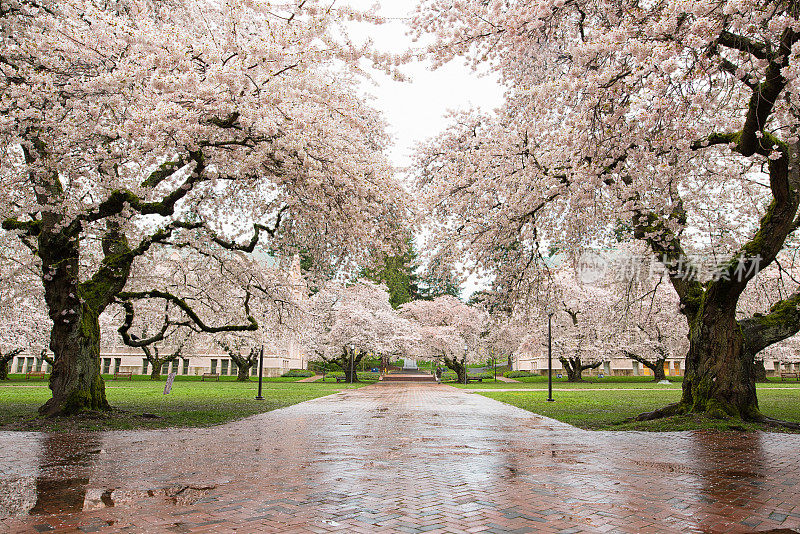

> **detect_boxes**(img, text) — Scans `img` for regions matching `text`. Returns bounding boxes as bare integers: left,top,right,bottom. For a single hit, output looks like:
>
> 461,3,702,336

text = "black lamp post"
255,345,264,400
547,312,554,402
463,344,468,385
349,345,354,384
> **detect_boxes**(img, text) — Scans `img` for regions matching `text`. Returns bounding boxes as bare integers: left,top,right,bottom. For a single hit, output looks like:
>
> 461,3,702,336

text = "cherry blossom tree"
0,237,49,379
616,277,689,382
0,0,407,415
738,256,800,378
413,0,800,424
547,273,615,381
304,281,415,382
213,337,260,381
399,295,488,382
483,313,527,369
140,335,188,380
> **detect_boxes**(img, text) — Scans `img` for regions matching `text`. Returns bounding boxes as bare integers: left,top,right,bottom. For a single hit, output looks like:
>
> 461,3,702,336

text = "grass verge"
477,387,800,432
0,378,365,432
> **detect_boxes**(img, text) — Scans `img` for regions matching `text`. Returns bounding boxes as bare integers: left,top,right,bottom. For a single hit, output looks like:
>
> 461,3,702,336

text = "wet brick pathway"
1,383,800,533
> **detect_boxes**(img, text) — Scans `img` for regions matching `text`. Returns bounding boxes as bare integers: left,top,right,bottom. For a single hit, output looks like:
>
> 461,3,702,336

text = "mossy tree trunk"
0,349,23,380
559,356,601,382
37,216,130,416
150,360,165,380
753,359,768,382
42,304,110,415
680,302,759,419
5,141,259,417
235,362,250,381
628,28,800,425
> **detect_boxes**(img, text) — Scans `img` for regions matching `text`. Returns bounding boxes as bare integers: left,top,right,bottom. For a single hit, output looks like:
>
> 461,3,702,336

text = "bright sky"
342,1,504,297
343,1,505,169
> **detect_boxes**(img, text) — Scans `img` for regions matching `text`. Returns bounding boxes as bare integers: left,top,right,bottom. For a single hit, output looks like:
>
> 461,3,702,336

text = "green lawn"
0,377,364,432
476,387,800,432
450,375,800,389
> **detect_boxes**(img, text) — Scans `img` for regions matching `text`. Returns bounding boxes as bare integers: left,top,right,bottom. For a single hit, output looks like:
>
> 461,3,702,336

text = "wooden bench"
202,373,220,381
335,376,348,382
466,376,483,383
25,370,47,379
780,372,799,381
113,371,133,380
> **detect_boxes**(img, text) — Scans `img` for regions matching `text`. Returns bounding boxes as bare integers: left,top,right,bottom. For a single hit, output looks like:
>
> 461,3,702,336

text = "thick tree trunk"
150,361,163,380
236,364,252,381
560,357,583,382
680,304,759,419
651,359,667,382
333,349,363,382
753,359,768,382
0,349,20,380
443,355,467,382
560,356,601,382
39,305,110,416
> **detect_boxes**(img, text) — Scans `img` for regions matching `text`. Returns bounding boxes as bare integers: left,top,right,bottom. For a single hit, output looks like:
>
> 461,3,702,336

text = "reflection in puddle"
30,432,101,515
0,432,217,518
30,477,91,515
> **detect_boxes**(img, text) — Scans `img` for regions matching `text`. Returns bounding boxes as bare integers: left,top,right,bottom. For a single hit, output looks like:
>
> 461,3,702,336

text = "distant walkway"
1,383,800,533
297,374,323,382
495,375,520,383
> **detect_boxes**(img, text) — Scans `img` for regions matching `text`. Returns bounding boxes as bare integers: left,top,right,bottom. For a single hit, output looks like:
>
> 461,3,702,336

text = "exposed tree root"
636,404,800,431
756,415,800,430
634,402,686,421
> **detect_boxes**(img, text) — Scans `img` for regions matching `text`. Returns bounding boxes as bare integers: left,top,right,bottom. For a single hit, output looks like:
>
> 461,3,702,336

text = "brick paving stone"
1,382,800,533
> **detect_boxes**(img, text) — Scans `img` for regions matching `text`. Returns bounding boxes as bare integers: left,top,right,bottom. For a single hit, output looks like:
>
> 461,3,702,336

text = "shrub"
281,370,315,378
441,371,493,381
326,371,380,381
504,370,535,378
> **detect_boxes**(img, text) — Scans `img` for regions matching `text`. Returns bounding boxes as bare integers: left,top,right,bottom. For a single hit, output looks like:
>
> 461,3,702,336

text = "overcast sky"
343,1,505,169
343,1,503,297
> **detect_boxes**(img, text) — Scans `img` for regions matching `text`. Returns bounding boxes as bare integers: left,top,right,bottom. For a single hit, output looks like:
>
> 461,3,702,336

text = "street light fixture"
463,344,468,385
349,344,355,384
547,312,555,402
255,345,265,400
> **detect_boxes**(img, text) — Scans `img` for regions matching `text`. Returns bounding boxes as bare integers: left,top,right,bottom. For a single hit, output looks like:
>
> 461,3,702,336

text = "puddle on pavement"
0,431,217,519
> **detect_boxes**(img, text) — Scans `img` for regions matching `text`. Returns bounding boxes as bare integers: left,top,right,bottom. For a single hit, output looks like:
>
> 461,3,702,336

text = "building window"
114,358,121,374
26,357,34,373
211,359,217,374
142,358,149,374
221,359,229,376
251,364,258,376
182,358,189,375
171,359,178,374
161,361,168,375
632,361,640,376
16,357,24,373
102,358,111,374
231,361,238,375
